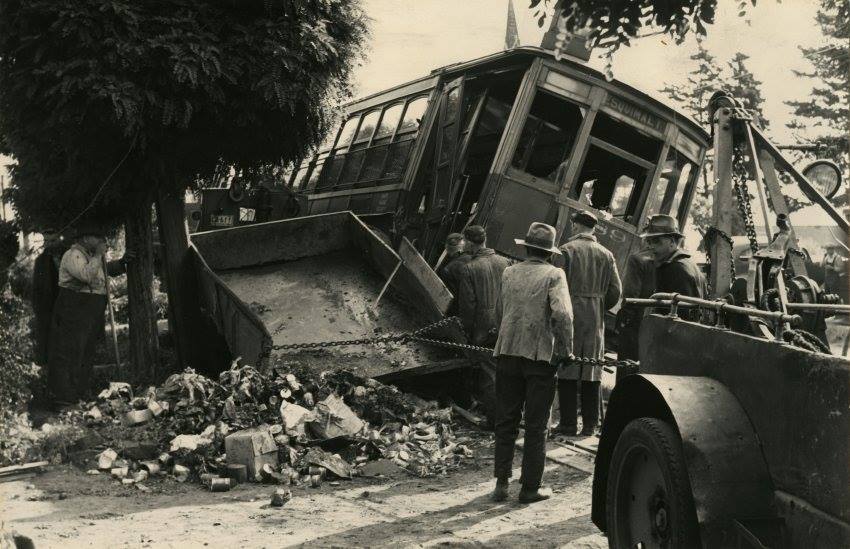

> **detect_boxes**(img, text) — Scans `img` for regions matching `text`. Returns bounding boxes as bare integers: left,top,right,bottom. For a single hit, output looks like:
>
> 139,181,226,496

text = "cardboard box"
224,427,278,481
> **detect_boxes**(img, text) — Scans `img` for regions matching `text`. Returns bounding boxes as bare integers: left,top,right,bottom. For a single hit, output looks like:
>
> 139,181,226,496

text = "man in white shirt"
47,227,129,406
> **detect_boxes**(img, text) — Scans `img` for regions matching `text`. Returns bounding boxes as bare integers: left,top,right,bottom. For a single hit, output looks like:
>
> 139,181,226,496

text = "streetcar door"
420,76,466,262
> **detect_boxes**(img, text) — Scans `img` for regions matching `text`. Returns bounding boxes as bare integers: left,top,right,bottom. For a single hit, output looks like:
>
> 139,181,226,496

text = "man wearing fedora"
457,225,511,346
491,222,573,503
48,226,131,406
556,211,621,437
641,214,706,317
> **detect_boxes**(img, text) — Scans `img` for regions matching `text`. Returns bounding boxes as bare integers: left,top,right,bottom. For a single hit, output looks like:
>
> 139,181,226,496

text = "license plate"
209,214,234,227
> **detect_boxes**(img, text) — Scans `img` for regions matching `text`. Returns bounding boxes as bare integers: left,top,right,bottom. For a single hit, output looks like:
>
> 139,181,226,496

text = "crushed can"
270,488,292,507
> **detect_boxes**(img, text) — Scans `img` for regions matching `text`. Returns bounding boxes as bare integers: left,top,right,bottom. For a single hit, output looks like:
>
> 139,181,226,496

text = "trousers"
558,379,601,434
47,288,106,403
493,355,556,490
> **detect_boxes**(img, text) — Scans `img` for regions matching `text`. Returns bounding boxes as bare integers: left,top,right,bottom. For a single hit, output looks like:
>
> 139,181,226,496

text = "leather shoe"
518,486,552,504
491,479,509,502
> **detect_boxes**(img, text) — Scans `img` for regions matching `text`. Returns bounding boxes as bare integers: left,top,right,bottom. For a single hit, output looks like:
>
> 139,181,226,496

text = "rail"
626,293,804,342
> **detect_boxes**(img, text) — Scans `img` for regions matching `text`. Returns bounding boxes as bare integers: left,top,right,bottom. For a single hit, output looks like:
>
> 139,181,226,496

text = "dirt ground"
2,438,606,548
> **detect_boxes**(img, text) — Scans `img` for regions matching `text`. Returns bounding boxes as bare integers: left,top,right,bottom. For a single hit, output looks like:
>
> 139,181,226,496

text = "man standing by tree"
48,228,130,406
556,211,621,437
457,225,511,346
491,222,573,504
31,230,68,366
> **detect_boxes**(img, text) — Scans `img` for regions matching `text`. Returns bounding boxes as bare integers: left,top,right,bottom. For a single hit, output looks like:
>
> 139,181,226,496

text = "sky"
354,0,825,144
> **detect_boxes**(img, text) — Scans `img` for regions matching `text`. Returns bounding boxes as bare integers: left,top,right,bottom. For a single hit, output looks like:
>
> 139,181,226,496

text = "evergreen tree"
785,0,849,201
660,45,771,231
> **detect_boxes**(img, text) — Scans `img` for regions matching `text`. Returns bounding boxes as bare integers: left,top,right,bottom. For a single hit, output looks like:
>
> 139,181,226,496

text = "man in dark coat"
437,232,470,305
457,225,512,346
491,222,573,503
615,247,655,363
556,211,621,436
642,215,707,318
32,231,68,365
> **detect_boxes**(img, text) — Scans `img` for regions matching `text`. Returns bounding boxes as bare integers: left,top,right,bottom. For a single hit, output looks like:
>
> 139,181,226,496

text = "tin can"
209,478,233,492
309,474,322,488
226,464,248,485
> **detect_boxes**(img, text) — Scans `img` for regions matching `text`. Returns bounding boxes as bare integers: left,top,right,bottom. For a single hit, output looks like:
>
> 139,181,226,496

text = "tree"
0,0,368,380
660,46,770,231
785,0,849,203
532,0,758,79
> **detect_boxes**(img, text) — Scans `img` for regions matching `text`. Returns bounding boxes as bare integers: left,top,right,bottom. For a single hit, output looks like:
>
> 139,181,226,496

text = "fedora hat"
571,210,598,228
515,222,562,255
640,214,683,239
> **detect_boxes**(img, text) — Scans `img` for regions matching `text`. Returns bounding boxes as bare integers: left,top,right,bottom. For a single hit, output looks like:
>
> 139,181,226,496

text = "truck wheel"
606,418,699,548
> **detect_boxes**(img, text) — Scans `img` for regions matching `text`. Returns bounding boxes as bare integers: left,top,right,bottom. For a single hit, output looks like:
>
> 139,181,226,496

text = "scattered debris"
270,488,292,507
225,427,278,481
24,361,477,493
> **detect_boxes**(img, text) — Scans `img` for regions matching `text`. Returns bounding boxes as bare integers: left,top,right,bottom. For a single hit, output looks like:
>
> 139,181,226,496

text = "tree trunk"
155,186,192,369
124,200,160,383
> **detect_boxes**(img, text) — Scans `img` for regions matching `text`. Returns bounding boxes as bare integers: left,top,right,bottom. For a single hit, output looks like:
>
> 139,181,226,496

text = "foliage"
110,274,169,325
0,0,369,231
531,0,757,79
0,291,37,419
785,0,849,204
660,44,777,230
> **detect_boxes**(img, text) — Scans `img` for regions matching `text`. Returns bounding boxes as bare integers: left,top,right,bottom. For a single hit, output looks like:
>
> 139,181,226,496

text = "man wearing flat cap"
490,222,573,504
437,232,470,303
556,211,621,437
457,225,511,346
641,215,706,310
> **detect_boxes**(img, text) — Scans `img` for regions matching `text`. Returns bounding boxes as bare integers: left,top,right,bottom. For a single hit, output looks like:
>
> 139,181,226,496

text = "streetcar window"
354,110,380,145
334,116,359,153
645,149,696,219
590,111,663,163
572,146,650,224
373,103,404,142
399,96,428,134
511,90,585,182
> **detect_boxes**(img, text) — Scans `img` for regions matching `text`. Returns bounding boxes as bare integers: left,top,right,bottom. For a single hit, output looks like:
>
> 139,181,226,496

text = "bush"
0,290,37,417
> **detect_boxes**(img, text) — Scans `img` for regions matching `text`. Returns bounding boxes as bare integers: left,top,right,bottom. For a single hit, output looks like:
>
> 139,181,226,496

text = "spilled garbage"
71,360,476,493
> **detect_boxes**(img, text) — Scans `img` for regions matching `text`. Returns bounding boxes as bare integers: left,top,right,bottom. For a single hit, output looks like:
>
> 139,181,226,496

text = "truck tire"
606,417,699,549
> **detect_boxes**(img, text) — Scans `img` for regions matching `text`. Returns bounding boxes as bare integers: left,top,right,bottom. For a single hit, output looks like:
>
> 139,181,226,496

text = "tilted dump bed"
189,212,459,379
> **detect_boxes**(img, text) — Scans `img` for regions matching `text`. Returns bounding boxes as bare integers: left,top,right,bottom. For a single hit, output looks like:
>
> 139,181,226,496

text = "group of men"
32,227,131,407
439,212,706,503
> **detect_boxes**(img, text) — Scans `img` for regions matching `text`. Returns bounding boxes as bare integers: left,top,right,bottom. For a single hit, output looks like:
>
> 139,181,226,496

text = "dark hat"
445,233,464,247
514,222,562,255
640,214,683,239
571,210,598,228
463,225,487,245
72,222,107,240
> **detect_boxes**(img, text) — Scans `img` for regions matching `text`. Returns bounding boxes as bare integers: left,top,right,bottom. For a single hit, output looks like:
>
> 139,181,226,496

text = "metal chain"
732,145,760,256
783,329,831,354
703,226,736,294
267,315,640,368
